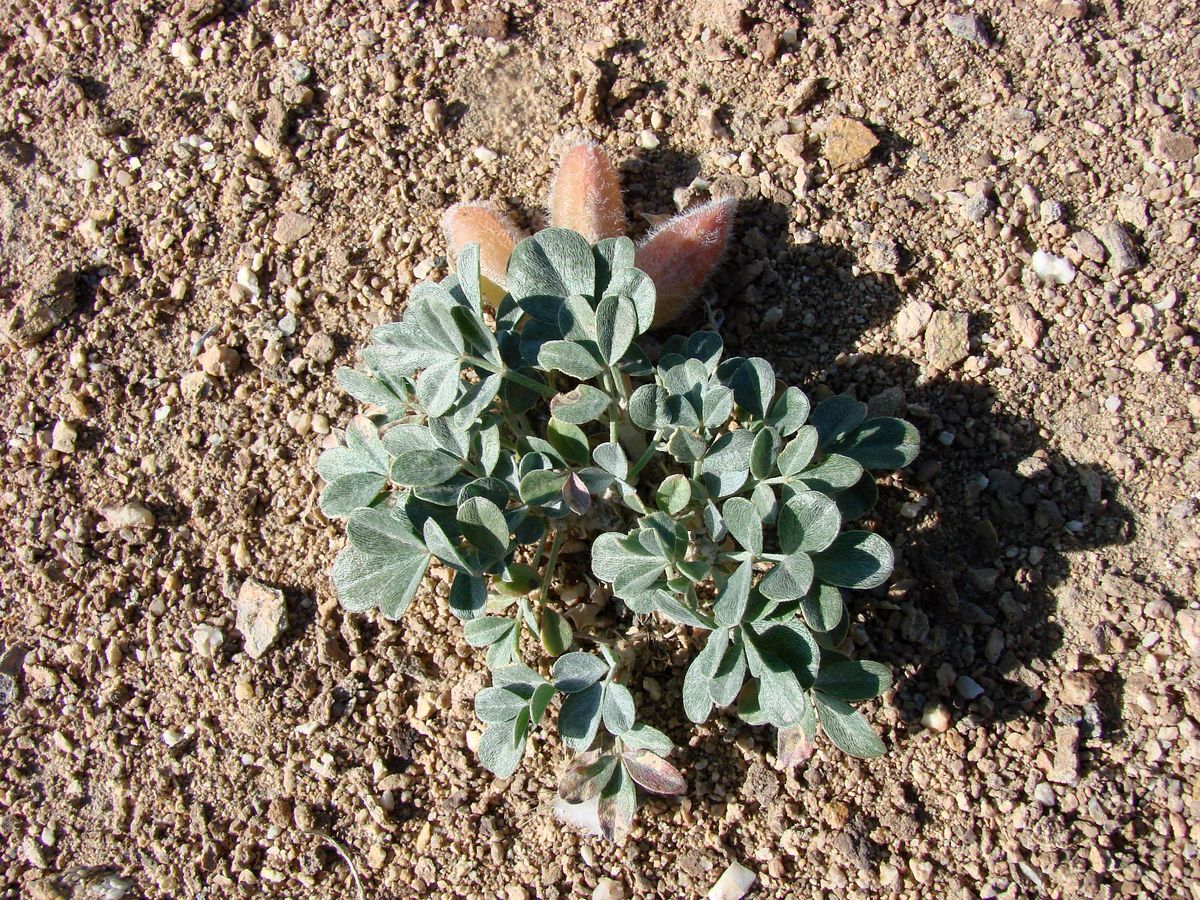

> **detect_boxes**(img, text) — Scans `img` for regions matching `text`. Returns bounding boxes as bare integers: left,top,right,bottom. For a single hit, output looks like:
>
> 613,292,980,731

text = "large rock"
236,578,288,659
925,309,970,370
822,117,879,172
3,269,77,347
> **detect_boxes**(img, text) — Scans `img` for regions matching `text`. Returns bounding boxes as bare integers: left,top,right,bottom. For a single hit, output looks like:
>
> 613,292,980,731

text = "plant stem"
538,526,568,605
465,355,556,399
626,437,659,481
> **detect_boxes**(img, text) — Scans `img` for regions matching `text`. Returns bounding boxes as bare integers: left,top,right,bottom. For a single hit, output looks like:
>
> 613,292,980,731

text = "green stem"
465,355,555,399
626,436,659,481
538,526,568,605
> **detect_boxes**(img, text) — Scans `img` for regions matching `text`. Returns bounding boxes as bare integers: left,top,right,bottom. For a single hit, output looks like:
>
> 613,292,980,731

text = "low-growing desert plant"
318,144,918,840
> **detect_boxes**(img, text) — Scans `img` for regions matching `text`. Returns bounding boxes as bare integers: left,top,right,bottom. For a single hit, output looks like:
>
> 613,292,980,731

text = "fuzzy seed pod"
635,198,737,328
548,143,626,243
442,203,526,306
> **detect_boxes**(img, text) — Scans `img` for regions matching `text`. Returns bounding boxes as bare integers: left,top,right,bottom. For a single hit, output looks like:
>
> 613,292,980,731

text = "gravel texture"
1,0,1199,898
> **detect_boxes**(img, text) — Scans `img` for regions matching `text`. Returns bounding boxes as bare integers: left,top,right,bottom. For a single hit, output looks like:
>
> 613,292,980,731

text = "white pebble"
707,861,756,900
1031,249,1076,285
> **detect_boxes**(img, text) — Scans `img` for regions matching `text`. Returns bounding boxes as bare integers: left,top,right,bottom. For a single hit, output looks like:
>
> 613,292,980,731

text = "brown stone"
2,269,77,347
236,578,288,659
1153,128,1197,163
274,211,314,245
822,117,879,172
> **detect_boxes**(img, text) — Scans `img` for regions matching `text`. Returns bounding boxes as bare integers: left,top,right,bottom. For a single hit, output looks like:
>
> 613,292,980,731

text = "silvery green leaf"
683,628,730,723
536,340,605,380
559,682,603,751
653,593,716,629
553,652,609,693
464,615,515,648
595,294,637,364
477,422,501,474
576,466,615,494
452,305,497,359
449,571,487,620
507,228,596,300
478,720,527,778
519,469,567,506
422,516,473,573
594,236,636,292
703,500,726,542
713,560,754,627
381,422,437,457
408,289,465,355
751,621,820,688
457,496,510,561
751,481,778,524
779,491,842,554
592,442,628,480
833,471,879,522
390,448,462,487
749,426,781,480
320,472,387,518
767,386,811,435
415,357,462,417
800,583,845,634
591,532,667,595
836,417,921,470
815,660,892,702
778,425,819,477
331,544,431,620
685,331,724,372
601,682,636,735
475,685,529,723
557,293,598,341
428,416,471,458
729,357,776,418
813,691,886,758
810,395,868,448
455,242,483,314
759,552,815,602
700,469,749,500
491,663,545,691
656,473,692,515
518,294,568,324
628,383,670,430
550,385,611,424
620,723,674,756
336,367,408,418
346,505,425,555
812,531,894,590
722,497,763,556
529,681,557,723
622,750,686,796
666,428,706,464
701,429,755,474
459,476,510,508
452,371,502,422
799,453,863,492
756,666,809,728
604,267,656,333
709,632,748,707
547,418,590,467
701,384,735,428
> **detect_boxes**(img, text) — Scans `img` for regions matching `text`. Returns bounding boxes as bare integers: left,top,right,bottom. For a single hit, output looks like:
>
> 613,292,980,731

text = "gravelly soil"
1,1,1198,898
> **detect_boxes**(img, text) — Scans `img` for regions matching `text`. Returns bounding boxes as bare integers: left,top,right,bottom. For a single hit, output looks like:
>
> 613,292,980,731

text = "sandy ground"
1,0,1199,897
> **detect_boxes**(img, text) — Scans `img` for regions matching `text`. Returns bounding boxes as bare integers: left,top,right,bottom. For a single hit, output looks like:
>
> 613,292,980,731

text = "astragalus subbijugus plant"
318,144,919,841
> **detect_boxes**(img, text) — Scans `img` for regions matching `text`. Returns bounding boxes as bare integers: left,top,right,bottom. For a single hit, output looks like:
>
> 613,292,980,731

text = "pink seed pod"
442,203,526,305
548,142,626,243
635,198,737,328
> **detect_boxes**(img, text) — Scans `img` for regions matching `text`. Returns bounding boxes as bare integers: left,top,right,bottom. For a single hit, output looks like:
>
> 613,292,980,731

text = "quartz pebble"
706,861,756,900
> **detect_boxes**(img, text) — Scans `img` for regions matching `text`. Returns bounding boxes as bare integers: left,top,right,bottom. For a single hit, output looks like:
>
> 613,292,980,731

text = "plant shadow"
650,191,1133,772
